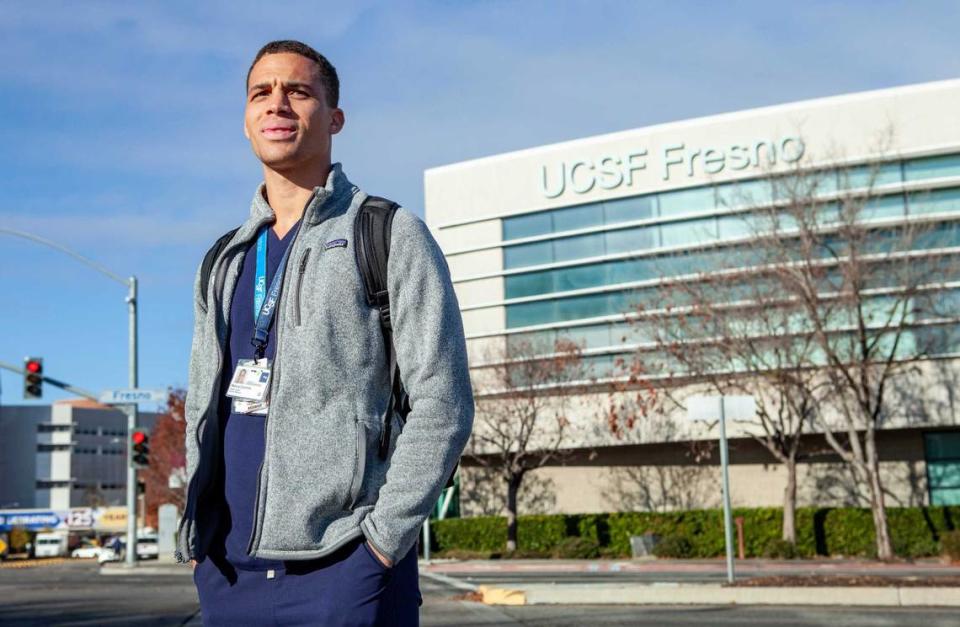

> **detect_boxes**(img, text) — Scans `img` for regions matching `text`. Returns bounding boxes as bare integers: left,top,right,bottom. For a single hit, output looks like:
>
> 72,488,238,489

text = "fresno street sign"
539,136,805,199
99,388,167,404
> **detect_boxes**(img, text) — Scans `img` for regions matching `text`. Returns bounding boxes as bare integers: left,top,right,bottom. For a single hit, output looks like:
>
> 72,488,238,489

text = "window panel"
554,232,605,262
717,213,756,240
505,271,555,299
661,217,718,248
928,462,960,487
503,211,552,241
553,203,603,232
608,258,655,284
931,487,960,506
839,162,902,189
904,154,960,182
861,194,906,221
715,180,775,210
556,264,607,292
658,186,717,218
603,195,655,224
506,299,557,328
908,188,960,216
506,329,557,357
556,293,612,321
559,323,612,349
926,432,960,460
504,240,553,269
605,226,656,255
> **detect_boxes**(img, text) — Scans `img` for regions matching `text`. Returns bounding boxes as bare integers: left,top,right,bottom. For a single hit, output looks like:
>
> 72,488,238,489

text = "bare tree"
631,268,830,543
467,337,590,551
747,153,960,559
621,136,960,557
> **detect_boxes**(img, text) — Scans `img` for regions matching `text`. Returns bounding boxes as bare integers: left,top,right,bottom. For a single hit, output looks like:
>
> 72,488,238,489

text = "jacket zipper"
246,192,317,557
175,221,269,562
294,248,311,326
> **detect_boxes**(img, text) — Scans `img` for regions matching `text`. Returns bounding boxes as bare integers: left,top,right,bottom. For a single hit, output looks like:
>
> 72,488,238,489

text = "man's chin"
257,151,302,171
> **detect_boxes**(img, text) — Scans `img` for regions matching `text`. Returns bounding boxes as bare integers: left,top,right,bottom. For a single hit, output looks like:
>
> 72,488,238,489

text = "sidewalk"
421,557,960,607
423,557,960,577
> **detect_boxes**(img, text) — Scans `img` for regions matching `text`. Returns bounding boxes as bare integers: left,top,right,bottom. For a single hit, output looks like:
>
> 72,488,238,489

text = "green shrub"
941,530,960,562
551,537,601,559
763,539,799,559
653,534,693,558
432,505,960,560
432,516,505,552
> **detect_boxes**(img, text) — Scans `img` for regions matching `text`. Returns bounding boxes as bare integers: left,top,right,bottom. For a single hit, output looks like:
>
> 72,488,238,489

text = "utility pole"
125,276,139,567
0,228,140,567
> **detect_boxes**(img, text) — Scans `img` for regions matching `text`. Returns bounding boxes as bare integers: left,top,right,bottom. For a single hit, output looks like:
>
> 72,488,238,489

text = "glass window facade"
925,432,960,506
493,152,960,369
503,221,960,301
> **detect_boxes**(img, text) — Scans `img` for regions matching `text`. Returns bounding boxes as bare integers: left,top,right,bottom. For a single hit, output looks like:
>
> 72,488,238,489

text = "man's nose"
266,89,292,115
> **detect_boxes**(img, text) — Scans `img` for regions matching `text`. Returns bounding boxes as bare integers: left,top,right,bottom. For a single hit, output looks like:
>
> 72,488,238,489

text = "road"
0,559,958,626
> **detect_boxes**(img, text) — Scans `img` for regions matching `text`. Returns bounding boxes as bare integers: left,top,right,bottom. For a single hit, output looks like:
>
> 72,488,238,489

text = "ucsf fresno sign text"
539,136,805,198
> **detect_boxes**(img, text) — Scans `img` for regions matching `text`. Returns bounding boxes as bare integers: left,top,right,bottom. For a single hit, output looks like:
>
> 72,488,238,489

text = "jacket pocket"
294,248,311,326
346,421,367,510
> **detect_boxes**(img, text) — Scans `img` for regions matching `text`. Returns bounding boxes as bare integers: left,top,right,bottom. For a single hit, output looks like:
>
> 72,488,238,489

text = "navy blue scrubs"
193,221,421,626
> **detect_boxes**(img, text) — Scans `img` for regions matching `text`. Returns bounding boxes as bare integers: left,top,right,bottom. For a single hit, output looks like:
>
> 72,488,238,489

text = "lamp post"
1,227,140,567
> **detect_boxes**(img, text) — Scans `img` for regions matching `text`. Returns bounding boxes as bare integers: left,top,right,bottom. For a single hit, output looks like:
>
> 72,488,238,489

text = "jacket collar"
248,162,358,228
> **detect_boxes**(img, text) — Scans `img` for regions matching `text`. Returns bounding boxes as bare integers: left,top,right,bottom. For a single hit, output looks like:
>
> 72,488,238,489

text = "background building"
424,79,960,516
0,399,157,510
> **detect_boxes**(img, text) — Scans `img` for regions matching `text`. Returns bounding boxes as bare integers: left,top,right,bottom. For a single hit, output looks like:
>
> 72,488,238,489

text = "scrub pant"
193,536,422,626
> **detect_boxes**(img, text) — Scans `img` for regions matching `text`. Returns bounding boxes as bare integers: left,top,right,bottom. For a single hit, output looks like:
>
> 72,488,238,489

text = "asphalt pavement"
1,558,959,626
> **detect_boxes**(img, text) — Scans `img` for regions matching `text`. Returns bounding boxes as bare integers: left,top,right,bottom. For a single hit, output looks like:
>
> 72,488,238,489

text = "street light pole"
718,396,735,584
125,276,138,567
0,227,140,567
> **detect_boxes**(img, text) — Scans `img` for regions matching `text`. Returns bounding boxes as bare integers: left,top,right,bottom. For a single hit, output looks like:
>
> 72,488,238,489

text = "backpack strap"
354,196,408,461
354,196,458,489
199,227,239,311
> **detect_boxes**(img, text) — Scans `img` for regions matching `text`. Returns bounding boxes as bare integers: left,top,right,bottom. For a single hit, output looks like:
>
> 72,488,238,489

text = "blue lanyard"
254,229,268,318
251,222,302,358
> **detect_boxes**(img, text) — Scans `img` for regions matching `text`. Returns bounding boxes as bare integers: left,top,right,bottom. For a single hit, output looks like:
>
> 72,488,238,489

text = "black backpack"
199,196,458,489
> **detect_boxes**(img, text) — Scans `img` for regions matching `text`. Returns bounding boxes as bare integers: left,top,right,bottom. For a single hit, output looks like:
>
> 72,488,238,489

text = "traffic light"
131,429,150,468
23,357,43,399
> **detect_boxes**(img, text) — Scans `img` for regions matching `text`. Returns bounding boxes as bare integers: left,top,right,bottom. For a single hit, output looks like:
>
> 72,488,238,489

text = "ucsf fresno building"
424,79,960,516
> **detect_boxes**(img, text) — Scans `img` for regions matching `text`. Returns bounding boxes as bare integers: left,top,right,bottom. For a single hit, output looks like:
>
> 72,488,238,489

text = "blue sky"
1,1,959,408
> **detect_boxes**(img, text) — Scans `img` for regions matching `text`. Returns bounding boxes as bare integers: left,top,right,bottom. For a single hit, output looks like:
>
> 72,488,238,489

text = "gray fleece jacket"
174,163,474,565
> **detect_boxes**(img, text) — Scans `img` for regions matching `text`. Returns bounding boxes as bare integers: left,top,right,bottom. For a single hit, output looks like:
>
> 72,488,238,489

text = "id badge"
227,358,272,414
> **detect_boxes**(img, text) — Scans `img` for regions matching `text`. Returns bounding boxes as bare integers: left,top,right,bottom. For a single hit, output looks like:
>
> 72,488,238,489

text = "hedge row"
431,506,960,558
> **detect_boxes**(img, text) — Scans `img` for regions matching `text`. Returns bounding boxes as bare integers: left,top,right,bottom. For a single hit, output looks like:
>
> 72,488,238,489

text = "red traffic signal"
131,429,150,468
23,357,43,399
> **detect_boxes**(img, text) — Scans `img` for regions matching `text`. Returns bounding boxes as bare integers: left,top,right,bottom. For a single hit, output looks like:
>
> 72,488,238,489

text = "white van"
34,532,68,558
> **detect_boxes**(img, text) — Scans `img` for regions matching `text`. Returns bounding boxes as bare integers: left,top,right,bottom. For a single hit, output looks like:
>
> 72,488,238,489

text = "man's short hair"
246,40,339,108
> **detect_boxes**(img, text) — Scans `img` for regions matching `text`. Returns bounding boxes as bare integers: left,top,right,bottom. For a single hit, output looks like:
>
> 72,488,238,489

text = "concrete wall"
460,427,936,516
0,406,46,509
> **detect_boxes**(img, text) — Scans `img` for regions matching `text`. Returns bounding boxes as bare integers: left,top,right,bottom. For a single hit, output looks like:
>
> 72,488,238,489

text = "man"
175,40,474,626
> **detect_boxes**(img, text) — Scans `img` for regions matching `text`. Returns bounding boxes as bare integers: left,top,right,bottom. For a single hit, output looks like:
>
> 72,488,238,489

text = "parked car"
70,540,103,559
34,532,68,558
97,533,159,563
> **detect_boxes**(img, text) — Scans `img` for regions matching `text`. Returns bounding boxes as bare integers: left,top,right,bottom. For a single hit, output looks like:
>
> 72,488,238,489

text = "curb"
476,583,960,607
99,564,192,576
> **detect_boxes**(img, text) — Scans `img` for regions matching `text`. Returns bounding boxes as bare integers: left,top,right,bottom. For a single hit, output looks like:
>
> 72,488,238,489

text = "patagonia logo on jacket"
324,238,348,250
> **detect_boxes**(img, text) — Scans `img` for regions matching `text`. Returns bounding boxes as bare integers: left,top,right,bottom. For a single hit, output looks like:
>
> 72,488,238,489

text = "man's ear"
243,121,250,140
330,109,345,135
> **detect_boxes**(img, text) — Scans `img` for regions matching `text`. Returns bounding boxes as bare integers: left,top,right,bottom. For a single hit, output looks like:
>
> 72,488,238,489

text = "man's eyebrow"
247,81,316,94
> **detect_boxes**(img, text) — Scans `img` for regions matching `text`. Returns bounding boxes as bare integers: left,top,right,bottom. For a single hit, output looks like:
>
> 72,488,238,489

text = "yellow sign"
94,507,128,532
